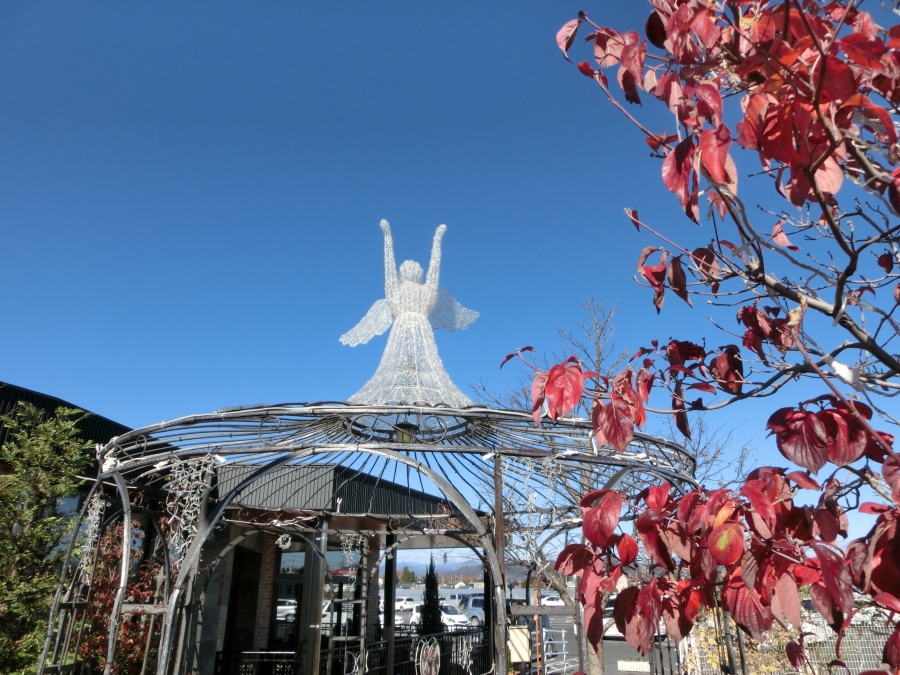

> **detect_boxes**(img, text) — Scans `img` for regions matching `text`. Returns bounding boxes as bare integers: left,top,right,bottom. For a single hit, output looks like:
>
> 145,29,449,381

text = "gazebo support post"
493,455,507,675
383,533,397,675
296,521,328,675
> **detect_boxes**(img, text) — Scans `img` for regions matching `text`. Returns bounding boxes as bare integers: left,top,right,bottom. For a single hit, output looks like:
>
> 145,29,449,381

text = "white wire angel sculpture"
340,220,479,407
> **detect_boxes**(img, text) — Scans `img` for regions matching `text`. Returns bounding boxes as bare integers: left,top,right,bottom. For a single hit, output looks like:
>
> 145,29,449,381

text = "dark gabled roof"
216,463,453,517
0,381,132,468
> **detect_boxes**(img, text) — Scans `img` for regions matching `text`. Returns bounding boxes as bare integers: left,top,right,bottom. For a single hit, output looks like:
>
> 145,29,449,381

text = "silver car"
410,603,471,631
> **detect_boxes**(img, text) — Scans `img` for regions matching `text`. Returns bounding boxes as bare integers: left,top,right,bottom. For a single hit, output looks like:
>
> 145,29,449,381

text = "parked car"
410,603,471,630
379,606,404,627
321,600,353,636
447,592,472,608
396,597,416,612
276,598,297,622
541,594,564,606
460,594,486,626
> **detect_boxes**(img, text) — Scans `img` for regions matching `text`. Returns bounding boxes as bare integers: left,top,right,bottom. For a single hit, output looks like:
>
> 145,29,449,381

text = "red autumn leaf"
673,382,691,439
636,509,674,571
617,534,639,565
592,397,635,452
554,543,595,575
884,625,900,672
666,256,691,306
690,82,723,127
839,94,897,147
771,220,800,251
636,246,661,273
645,11,666,49
636,368,654,403
556,19,581,61
625,208,640,231
692,9,721,49
593,28,633,68
580,489,610,509
577,61,595,78
775,573,803,631
662,137,696,211
814,508,840,543
612,586,641,644
708,521,744,565
699,124,731,184
614,581,662,655
883,456,900,495
890,168,900,214
661,585,700,643
545,359,587,420
583,491,623,547
785,471,821,490
620,41,646,87
766,407,830,474
709,345,744,395
786,641,806,669
643,263,667,312
740,480,776,536
618,67,641,105
878,252,894,274
531,370,548,426
723,571,773,642
645,482,670,512
690,246,721,294
814,544,856,619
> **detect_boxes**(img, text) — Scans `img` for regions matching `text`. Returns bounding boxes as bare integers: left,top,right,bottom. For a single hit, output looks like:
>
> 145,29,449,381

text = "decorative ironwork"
337,532,365,586
165,453,215,569
415,637,441,675
77,492,106,574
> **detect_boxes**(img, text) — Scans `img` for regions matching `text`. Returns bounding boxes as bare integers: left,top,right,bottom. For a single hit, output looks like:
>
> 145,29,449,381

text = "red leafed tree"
78,523,162,674
514,1,900,672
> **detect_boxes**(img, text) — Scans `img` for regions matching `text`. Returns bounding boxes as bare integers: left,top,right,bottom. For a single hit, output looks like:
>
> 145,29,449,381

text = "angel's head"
399,260,424,284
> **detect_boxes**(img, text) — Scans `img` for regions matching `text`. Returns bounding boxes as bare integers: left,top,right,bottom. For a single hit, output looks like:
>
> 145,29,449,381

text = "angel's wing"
340,299,394,346
429,288,479,332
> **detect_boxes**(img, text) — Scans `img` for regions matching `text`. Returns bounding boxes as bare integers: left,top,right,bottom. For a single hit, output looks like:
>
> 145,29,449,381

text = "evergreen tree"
0,403,91,675
398,566,417,585
418,557,443,635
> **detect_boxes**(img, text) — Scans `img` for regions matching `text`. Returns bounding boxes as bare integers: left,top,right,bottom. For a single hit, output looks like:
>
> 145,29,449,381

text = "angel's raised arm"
381,220,399,303
424,224,446,300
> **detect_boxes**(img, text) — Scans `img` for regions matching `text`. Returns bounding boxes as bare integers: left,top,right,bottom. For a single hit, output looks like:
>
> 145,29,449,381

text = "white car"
396,597,416,612
276,598,297,622
541,594,565,607
379,606,405,627
321,600,353,636
410,603,471,630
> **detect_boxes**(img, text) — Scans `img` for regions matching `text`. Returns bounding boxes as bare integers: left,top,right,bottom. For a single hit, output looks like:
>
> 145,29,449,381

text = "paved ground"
393,609,676,675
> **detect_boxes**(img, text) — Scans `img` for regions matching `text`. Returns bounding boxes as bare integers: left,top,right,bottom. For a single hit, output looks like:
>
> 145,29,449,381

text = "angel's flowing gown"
349,279,472,407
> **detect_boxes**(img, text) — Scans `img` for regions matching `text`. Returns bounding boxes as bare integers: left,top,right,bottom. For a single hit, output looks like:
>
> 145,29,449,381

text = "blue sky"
0,0,876,504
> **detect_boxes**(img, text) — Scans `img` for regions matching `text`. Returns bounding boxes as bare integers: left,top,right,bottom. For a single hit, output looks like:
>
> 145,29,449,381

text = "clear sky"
0,0,870,500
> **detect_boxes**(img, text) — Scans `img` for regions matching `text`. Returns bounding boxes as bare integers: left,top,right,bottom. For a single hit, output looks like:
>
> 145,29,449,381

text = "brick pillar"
256,533,277,650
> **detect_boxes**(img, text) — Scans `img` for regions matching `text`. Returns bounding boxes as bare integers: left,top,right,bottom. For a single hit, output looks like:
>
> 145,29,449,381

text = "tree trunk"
587,639,604,675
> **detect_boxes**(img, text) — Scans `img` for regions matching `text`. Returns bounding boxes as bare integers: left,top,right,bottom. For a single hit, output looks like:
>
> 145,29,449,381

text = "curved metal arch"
38,478,104,675
103,472,133,675
154,444,507,675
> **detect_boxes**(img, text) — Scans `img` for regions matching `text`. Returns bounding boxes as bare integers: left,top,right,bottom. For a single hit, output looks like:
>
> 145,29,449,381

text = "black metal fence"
214,628,490,675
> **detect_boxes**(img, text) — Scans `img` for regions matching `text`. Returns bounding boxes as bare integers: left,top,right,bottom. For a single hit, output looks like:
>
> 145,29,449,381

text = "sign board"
507,626,531,663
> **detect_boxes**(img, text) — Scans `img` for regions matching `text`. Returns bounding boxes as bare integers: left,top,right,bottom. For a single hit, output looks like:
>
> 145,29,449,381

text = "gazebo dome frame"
38,401,696,675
